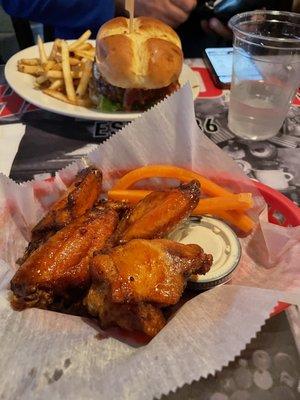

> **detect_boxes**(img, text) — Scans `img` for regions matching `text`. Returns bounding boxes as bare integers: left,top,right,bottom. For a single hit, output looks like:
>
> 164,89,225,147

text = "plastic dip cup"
228,11,300,141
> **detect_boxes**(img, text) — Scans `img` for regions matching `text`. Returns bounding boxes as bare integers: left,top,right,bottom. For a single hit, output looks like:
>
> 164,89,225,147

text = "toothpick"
125,0,135,33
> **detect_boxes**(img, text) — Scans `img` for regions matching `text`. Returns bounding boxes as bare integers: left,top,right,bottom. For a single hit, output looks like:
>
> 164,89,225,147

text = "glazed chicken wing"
19,167,103,265
32,166,102,241
114,180,200,244
11,206,118,310
85,283,166,338
85,239,212,336
91,239,212,306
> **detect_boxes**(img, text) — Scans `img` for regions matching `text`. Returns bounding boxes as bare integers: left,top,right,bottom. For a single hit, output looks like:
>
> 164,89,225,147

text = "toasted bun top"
96,17,183,89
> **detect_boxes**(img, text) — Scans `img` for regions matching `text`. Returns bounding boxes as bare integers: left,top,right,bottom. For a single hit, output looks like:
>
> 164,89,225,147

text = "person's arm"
1,0,115,33
200,18,232,40
116,0,197,28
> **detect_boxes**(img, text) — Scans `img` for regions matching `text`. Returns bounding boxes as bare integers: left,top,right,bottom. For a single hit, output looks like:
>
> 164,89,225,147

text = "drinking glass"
228,11,300,141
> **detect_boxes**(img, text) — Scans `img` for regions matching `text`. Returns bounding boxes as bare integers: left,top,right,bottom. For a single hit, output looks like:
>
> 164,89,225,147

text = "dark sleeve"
1,0,115,32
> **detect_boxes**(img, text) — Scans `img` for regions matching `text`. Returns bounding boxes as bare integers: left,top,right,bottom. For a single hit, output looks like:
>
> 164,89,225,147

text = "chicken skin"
11,206,118,310
85,239,212,336
85,283,166,338
32,166,102,240
19,167,103,265
114,180,200,244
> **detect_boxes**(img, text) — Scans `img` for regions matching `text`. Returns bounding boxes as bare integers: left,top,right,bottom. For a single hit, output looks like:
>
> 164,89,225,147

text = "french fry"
36,74,48,84
46,70,82,79
51,63,63,71
48,39,60,60
61,40,76,102
75,97,93,107
43,88,72,103
18,32,95,109
68,30,92,51
37,35,48,65
71,65,82,72
72,71,84,79
43,89,92,107
45,70,64,79
53,54,80,66
19,58,40,66
76,43,93,51
70,71,83,79
69,57,81,66
54,53,62,63
43,60,56,72
76,59,92,97
71,53,83,60
73,49,95,61
49,79,64,90
18,64,44,76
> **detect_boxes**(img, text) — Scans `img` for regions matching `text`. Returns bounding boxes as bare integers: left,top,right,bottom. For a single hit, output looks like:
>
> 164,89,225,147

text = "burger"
89,16,183,112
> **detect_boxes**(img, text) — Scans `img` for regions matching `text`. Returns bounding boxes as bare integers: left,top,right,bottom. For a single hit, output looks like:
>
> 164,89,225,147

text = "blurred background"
0,7,43,63
1,0,299,62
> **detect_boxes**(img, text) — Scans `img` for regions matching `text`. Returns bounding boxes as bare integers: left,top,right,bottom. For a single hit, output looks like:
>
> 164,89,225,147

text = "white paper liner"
0,85,299,400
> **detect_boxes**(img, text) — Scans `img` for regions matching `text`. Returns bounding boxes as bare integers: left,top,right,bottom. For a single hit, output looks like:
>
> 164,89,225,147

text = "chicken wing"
91,238,212,306
32,166,103,241
11,206,118,310
85,283,166,338
19,167,103,265
85,239,212,336
114,180,200,244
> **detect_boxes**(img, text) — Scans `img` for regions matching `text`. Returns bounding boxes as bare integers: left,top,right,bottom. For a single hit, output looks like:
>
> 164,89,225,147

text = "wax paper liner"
0,85,299,400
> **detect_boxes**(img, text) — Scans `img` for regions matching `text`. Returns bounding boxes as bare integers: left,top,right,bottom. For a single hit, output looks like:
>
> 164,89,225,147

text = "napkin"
0,123,25,176
0,85,299,400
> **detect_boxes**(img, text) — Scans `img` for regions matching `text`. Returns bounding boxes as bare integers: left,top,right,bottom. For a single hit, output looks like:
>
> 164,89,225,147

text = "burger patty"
123,82,180,111
90,67,180,111
98,75,124,104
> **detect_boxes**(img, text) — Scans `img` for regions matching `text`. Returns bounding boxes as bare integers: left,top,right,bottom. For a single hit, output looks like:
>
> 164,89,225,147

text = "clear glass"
228,11,300,141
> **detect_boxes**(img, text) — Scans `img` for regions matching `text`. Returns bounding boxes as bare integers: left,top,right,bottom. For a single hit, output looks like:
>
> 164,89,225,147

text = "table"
1,61,300,399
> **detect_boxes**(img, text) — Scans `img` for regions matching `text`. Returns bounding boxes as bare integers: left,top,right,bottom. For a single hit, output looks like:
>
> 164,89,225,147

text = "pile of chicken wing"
11,167,213,337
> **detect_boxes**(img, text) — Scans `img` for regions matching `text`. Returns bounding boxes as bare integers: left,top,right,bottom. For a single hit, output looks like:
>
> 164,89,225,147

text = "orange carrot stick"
112,165,232,197
108,190,253,212
112,165,255,234
108,189,255,232
211,210,255,234
195,193,253,213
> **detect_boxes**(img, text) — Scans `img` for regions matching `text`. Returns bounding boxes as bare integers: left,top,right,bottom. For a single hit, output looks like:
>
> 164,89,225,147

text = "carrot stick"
112,165,232,197
112,165,256,234
195,193,253,213
108,190,253,212
108,189,255,232
211,210,255,234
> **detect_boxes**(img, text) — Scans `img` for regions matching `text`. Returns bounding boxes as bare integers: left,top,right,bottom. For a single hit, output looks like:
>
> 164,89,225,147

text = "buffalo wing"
114,180,200,244
85,239,212,336
32,166,102,241
86,283,166,337
19,167,103,264
11,206,118,310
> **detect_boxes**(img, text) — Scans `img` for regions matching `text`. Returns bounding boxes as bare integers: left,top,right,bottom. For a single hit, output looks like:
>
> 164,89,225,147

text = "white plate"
5,41,200,121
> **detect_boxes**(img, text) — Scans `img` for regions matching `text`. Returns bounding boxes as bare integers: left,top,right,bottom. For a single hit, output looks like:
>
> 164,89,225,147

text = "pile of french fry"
17,30,95,107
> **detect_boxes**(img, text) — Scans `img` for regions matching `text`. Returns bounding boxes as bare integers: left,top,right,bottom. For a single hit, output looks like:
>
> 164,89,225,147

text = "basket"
254,181,300,315
34,177,300,315
254,181,300,227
